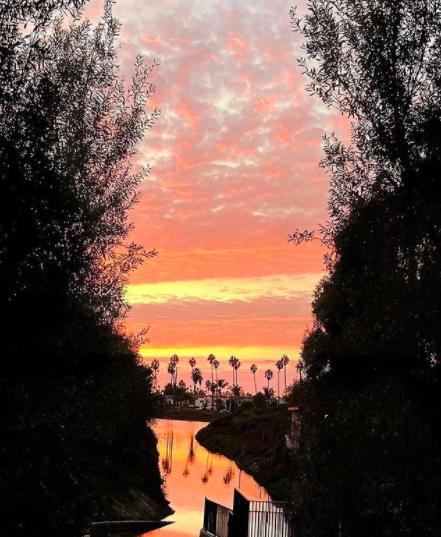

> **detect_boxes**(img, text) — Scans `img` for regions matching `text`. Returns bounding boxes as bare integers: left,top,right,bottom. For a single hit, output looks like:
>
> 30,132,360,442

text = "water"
145,419,268,537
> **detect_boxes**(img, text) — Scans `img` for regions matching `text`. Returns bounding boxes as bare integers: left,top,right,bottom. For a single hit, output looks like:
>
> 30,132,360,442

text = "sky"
85,0,348,392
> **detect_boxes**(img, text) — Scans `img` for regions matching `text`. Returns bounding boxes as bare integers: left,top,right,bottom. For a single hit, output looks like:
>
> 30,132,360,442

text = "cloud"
83,0,345,366
126,273,321,304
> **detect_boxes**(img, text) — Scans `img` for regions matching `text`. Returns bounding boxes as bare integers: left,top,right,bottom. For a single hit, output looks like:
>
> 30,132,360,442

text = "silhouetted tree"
250,363,258,394
0,2,166,535
265,368,273,390
288,1,441,534
190,363,202,401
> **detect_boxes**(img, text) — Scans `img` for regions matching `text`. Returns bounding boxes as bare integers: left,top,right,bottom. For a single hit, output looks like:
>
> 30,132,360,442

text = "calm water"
145,419,268,537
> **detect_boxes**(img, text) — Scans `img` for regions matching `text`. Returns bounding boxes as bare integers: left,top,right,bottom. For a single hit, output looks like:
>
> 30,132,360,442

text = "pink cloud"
226,32,252,59
83,0,345,362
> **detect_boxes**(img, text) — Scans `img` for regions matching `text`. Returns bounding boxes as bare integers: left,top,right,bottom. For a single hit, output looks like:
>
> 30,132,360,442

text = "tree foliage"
288,1,441,534
289,0,441,367
0,0,158,355
0,2,167,535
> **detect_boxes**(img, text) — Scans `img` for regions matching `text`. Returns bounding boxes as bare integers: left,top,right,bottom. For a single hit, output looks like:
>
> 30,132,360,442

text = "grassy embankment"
96,425,173,521
157,406,221,422
196,406,289,500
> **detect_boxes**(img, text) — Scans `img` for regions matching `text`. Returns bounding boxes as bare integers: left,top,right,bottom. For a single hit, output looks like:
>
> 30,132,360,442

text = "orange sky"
85,0,348,391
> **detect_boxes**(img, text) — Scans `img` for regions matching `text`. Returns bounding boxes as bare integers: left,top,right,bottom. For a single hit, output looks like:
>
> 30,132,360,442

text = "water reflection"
145,419,267,537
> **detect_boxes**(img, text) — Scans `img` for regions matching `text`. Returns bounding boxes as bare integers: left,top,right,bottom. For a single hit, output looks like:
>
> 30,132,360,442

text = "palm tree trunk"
278,370,280,402
254,374,257,395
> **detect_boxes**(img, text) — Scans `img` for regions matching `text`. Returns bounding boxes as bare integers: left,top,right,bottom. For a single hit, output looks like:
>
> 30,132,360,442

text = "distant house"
194,396,210,409
236,395,253,407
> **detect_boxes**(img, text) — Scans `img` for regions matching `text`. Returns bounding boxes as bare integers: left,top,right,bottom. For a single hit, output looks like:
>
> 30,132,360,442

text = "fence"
248,497,294,537
240,424,283,454
203,498,230,537
202,489,295,537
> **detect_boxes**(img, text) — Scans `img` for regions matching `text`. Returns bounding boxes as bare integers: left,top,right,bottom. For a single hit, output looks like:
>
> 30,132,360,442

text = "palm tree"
281,354,289,391
191,367,203,402
207,353,215,391
250,364,257,394
263,386,275,401
167,362,176,406
217,378,229,395
229,356,237,387
212,358,220,399
205,380,216,410
232,385,242,398
265,369,273,391
296,359,305,382
234,359,241,387
276,360,283,401
189,357,196,370
168,354,179,406
213,358,219,383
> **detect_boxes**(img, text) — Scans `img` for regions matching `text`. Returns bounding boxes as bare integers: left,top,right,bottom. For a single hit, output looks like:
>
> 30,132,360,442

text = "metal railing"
248,499,294,537
203,490,296,537
203,498,231,537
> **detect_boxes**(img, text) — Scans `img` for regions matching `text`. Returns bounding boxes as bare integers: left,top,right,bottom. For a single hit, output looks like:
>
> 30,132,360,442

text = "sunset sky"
86,0,348,391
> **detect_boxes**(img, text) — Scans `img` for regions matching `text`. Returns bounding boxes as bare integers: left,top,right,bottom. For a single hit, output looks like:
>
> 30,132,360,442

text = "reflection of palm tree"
223,461,234,485
189,434,195,463
201,453,212,484
162,431,174,474
183,462,190,477
183,433,196,478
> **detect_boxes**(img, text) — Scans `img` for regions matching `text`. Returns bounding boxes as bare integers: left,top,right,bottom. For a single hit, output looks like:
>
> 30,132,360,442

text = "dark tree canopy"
0,2,168,535
287,2,441,535
289,0,441,371
0,0,158,357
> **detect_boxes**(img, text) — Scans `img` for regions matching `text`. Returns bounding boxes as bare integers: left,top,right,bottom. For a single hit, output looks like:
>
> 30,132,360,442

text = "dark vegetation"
158,407,217,422
287,1,441,535
0,1,169,536
196,405,289,499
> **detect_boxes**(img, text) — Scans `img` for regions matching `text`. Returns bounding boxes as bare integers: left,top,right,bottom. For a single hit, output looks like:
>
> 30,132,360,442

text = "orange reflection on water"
146,419,267,537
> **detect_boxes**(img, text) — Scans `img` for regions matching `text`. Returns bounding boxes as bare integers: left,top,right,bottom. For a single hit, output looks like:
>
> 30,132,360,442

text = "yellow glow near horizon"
139,345,301,361
126,273,322,304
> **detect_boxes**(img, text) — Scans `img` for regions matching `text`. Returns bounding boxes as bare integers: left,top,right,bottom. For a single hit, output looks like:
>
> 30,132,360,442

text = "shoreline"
195,407,289,500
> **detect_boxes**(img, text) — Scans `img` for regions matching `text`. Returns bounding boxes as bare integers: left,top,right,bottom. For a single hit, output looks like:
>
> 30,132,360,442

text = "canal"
145,419,268,537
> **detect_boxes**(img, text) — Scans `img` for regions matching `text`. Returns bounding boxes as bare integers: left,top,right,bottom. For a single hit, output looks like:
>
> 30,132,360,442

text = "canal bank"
195,407,289,500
